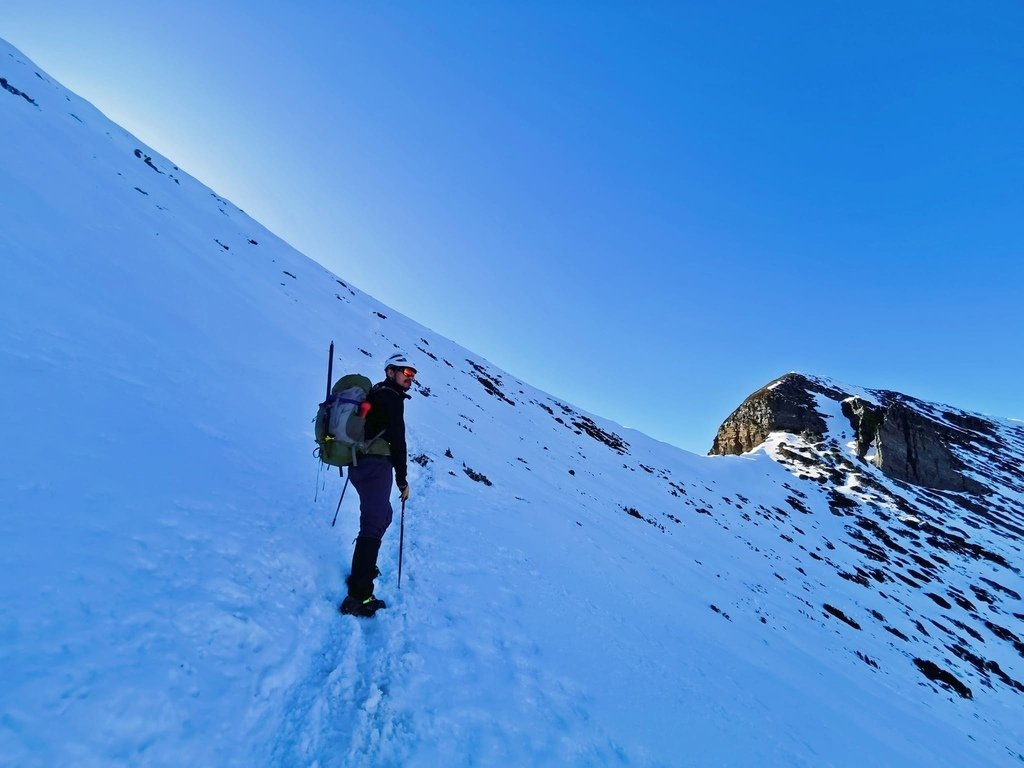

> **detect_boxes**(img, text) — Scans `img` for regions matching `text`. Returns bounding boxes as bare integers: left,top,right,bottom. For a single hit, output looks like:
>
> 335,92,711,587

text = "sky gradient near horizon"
6,2,1023,453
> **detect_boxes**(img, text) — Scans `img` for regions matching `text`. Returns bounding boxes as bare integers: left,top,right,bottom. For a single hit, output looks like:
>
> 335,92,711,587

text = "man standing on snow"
340,352,416,617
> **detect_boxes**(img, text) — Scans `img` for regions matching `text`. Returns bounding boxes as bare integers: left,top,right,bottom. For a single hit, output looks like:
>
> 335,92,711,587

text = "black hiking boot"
340,594,387,618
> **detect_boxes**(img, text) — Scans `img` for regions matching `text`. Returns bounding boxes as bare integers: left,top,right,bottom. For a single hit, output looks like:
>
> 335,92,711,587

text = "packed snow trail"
269,463,637,768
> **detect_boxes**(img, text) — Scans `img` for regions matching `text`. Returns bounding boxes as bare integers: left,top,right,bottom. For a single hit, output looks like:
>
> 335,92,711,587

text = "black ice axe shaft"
326,340,334,399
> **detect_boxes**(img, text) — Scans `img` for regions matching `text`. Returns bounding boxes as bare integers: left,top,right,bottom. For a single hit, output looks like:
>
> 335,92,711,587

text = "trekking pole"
398,498,406,589
331,476,349,527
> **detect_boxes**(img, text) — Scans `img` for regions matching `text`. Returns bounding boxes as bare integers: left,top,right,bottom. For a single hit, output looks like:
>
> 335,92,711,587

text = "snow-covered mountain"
711,374,1024,698
3,38,1022,767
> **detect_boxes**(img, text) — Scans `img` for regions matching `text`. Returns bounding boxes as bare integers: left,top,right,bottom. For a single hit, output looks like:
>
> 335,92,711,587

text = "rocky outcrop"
712,373,989,495
710,373,832,455
843,396,988,494
707,371,1024,710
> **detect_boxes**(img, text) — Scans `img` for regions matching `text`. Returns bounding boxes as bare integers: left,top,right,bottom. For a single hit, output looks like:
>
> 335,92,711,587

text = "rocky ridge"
708,373,1024,704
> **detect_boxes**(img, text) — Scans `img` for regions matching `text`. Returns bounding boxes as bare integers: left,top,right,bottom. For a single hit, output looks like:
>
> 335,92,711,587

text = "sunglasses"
397,367,417,379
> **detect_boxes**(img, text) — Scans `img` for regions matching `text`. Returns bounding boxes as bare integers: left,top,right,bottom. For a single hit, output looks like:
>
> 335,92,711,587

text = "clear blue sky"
7,2,1023,453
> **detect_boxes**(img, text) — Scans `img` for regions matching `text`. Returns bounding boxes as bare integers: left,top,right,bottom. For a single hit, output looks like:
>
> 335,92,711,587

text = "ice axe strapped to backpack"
315,343,387,527
314,343,385,470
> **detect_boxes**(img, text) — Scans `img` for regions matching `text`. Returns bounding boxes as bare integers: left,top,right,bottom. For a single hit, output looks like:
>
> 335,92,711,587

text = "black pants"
349,456,394,540
347,456,394,598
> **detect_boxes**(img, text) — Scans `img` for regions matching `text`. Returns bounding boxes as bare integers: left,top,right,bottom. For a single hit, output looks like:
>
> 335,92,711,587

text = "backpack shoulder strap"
371,382,411,401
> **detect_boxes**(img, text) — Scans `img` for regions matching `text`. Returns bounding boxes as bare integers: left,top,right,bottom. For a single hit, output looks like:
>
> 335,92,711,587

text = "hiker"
340,352,416,617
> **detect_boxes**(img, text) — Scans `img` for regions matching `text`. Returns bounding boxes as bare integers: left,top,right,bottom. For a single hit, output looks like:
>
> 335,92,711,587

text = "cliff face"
841,396,989,494
711,373,990,495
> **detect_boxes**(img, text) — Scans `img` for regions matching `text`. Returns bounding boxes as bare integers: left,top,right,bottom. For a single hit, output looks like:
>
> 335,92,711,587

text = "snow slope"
2,39,1022,767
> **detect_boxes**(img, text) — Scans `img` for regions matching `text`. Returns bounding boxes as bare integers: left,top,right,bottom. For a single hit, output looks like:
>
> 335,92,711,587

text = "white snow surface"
3,39,1023,767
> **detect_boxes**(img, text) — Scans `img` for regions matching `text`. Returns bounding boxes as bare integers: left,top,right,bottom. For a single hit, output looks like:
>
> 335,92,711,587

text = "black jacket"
364,378,411,487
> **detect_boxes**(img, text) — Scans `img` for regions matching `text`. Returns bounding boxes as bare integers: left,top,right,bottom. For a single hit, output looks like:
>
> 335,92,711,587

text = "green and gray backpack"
314,374,381,468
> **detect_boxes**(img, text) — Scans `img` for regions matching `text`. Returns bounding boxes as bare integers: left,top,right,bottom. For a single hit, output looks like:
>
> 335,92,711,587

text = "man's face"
390,366,416,391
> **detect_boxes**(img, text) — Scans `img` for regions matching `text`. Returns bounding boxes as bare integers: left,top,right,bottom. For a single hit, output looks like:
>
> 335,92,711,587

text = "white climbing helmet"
384,352,417,373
